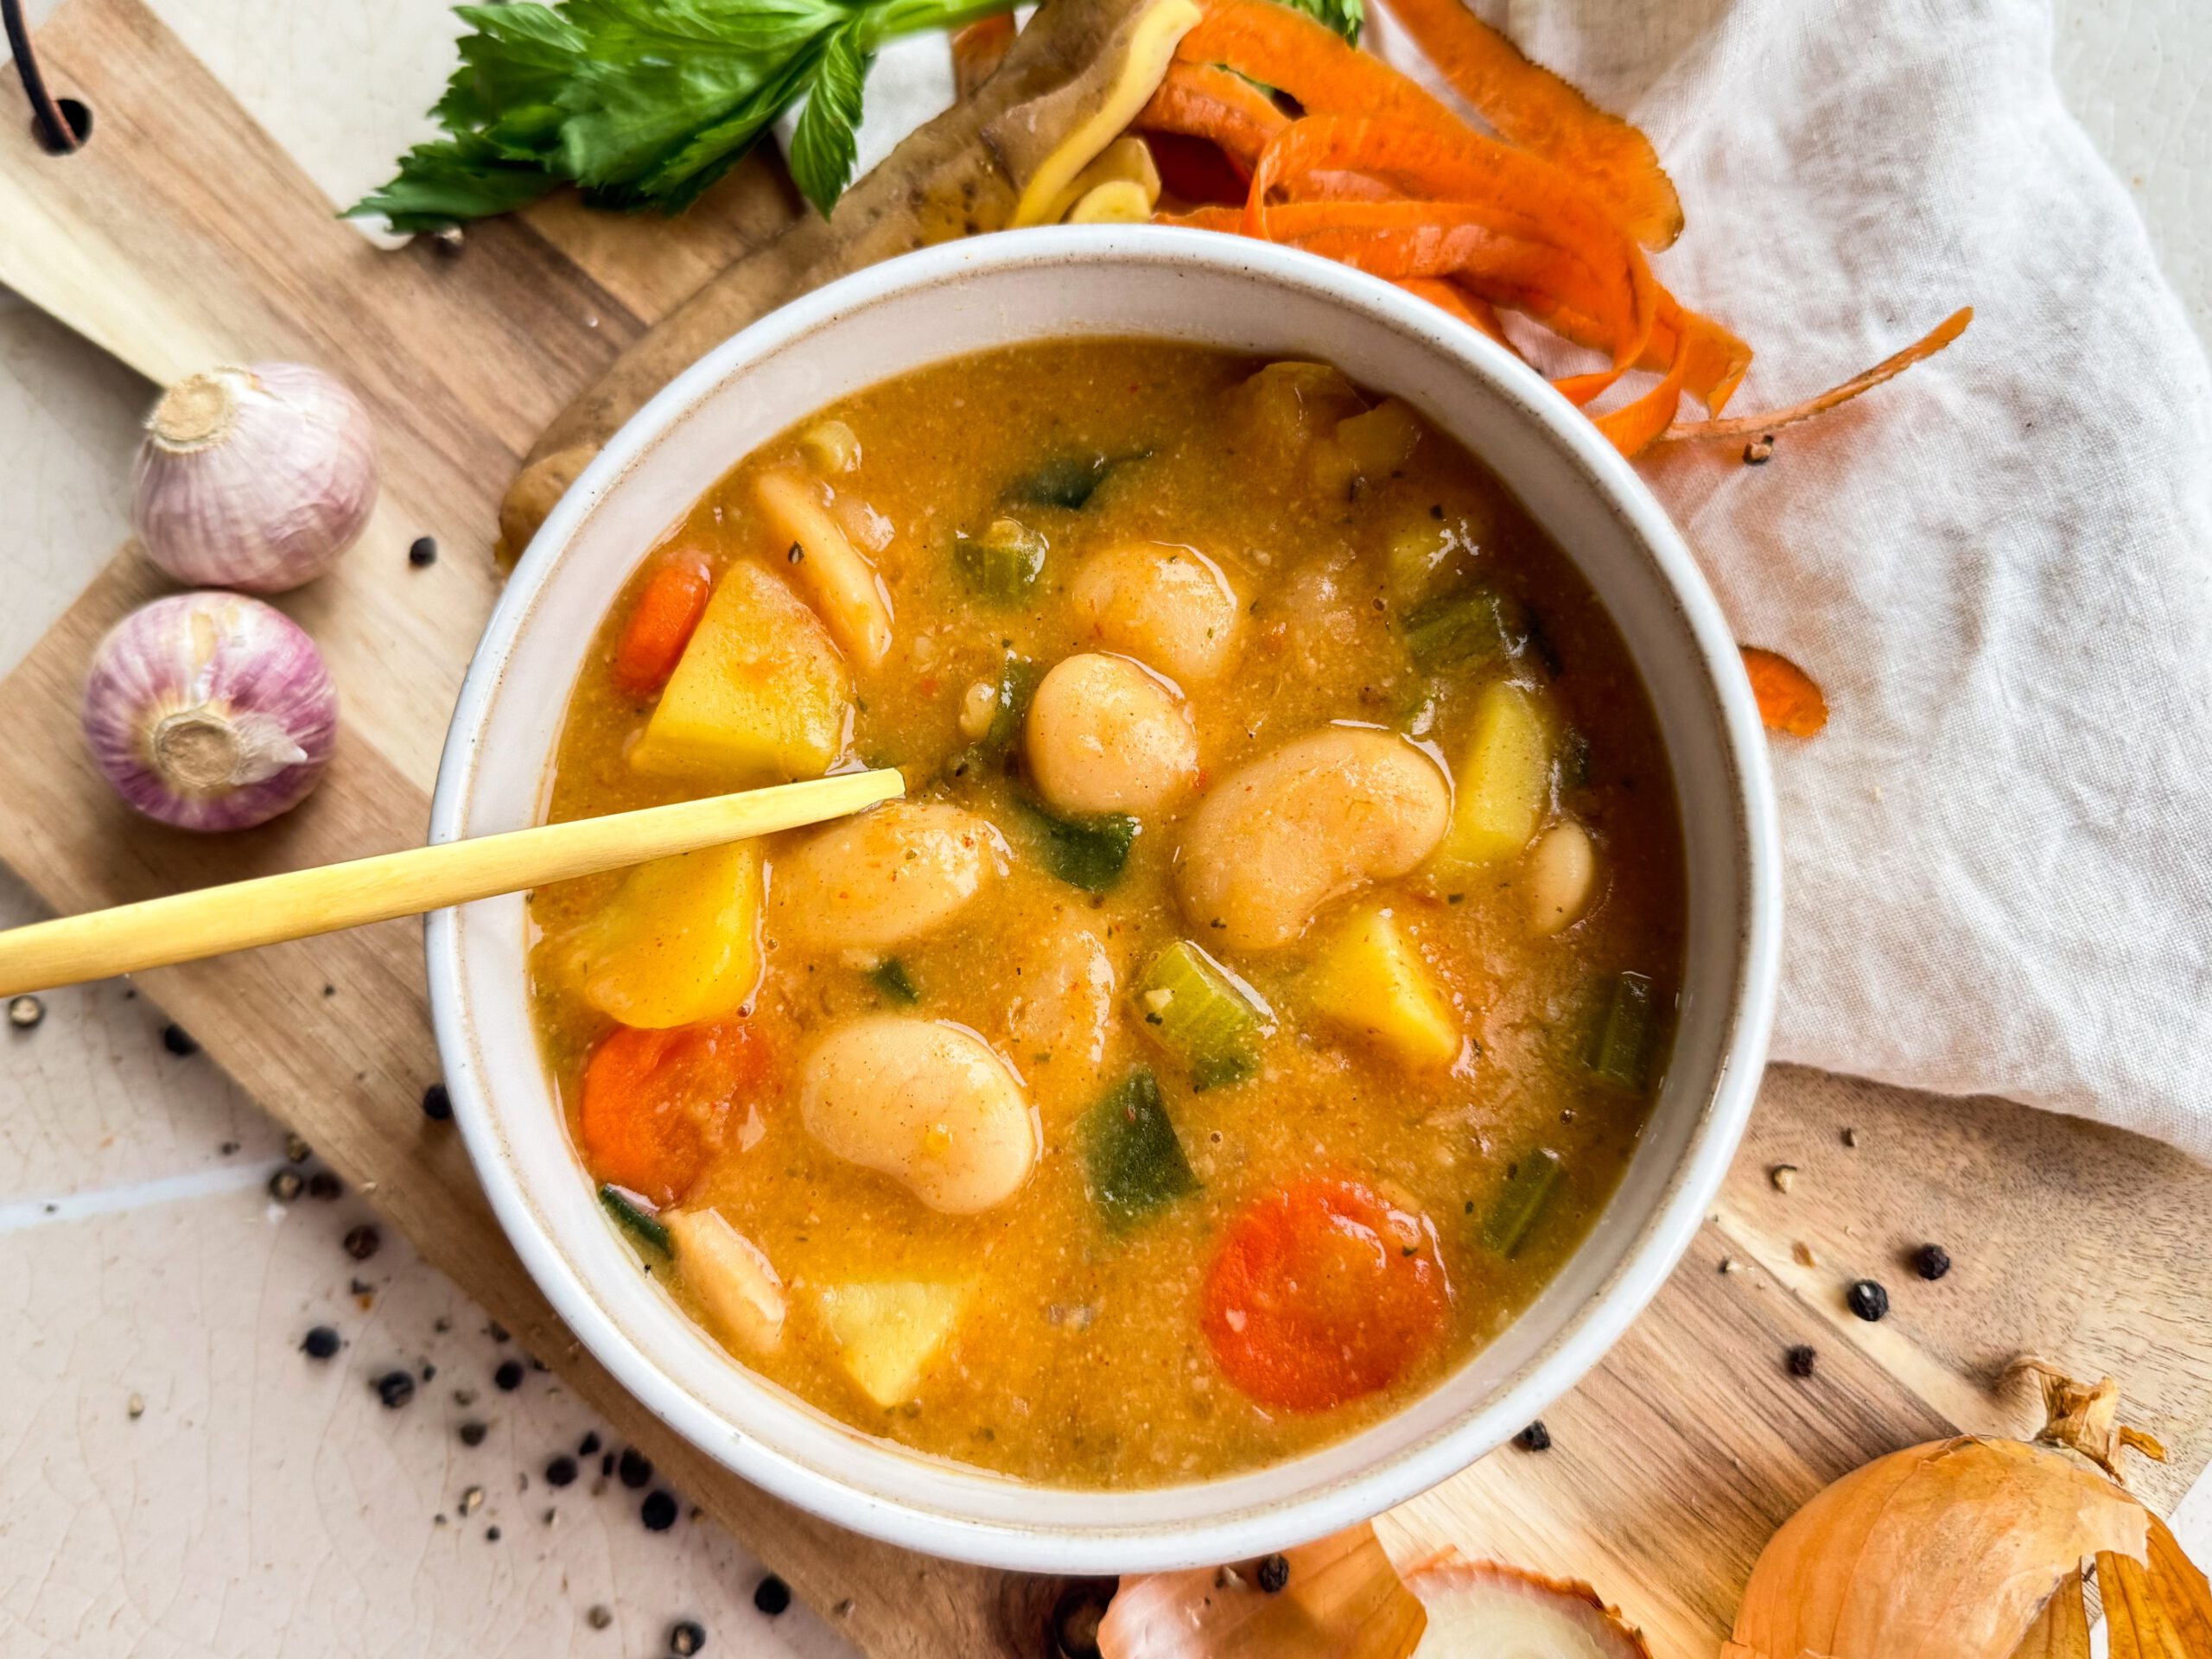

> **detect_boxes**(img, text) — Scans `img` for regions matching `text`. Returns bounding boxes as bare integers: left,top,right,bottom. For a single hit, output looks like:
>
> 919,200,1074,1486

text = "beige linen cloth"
817,0,2212,1158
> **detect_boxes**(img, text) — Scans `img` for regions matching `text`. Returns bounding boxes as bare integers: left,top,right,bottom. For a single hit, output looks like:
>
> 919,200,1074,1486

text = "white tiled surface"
0,2,2206,1654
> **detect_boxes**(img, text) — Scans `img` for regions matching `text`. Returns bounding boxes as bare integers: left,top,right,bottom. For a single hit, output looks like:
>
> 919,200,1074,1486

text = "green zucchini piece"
1011,454,1112,510
985,655,1045,750
870,957,919,1004
1084,1068,1198,1230
1481,1148,1562,1256
599,1184,671,1255
1021,800,1139,893
1401,584,1530,672
1582,970,1656,1090
1134,939,1266,1090
955,517,1048,601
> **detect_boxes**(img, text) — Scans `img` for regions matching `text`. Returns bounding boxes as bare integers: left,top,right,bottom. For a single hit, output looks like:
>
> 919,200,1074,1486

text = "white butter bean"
772,801,1006,950
799,1017,1039,1213
1025,652,1199,816
1524,818,1599,936
1176,726,1450,951
1069,542,1244,683
662,1207,786,1355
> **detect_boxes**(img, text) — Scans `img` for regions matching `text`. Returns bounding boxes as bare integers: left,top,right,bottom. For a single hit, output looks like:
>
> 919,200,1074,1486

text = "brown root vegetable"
1099,1523,1427,1658
498,0,1197,559
1723,1363,2212,1659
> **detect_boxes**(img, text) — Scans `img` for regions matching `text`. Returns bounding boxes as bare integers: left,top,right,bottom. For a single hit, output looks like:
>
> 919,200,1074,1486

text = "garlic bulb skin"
84,592,339,832
131,362,379,594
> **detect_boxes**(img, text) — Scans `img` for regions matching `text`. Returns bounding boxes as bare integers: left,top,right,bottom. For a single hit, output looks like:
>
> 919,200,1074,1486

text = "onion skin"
1099,1523,1427,1659
83,592,339,832
1722,1436,2149,1659
131,363,379,594
1403,1553,1650,1656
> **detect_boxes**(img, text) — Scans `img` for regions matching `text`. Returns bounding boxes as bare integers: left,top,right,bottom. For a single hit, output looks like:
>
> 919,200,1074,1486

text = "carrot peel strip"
1135,60,1287,171
1664,308,1972,443
1741,646,1827,737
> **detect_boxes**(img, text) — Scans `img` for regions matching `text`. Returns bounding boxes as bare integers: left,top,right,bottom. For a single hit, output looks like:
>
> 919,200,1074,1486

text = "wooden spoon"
0,768,903,998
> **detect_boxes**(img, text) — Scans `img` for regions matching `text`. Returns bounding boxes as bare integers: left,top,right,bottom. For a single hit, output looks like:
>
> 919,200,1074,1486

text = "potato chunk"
629,561,850,783
798,1017,1039,1213
1025,652,1199,816
1305,905,1460,1067
1070,542,1244,683
817,1281,973,1408
771,801,1006,951
664,1206,785,1356
1440,680,1553,867
1176,726,1451,951
572,842,762,1029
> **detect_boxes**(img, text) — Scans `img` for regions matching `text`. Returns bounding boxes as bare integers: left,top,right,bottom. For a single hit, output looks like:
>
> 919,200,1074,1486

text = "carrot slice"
1135,60,1288,172
612,558,712,699
1202,1178,1448,1412
1180,0,1469,132
950,13,1016,101
1396,276,1515,348
577,1018,766,1205
1662,308,1973,443
1740,646,1827,738
1375,0,1682,249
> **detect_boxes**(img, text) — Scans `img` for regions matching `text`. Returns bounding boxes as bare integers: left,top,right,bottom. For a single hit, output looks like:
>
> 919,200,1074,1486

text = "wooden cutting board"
5,1,2211,1651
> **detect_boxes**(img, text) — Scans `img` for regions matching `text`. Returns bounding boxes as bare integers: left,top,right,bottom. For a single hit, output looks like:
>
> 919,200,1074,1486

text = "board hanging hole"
3,0,91,154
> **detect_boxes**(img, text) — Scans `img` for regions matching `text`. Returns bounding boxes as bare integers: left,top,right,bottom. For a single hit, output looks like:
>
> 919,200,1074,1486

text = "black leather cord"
3,0,84,154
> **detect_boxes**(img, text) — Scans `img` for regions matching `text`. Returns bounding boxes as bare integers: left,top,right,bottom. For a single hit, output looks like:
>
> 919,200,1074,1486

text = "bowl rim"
427,225,1780,1573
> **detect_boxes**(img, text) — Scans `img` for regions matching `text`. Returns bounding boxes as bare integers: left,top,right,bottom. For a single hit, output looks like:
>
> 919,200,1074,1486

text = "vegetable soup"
528,340,1686,1486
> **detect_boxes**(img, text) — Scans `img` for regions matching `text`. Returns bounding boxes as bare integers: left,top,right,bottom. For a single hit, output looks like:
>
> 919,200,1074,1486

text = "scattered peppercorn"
409,536,439,567
219,1141,238,1156
486,1525,502,1542
1744,435,1776,465
600,1452,614,1478
308,1172,340,1201
753,1575,791,1617
1786,1344,1817,1377
431,226,466,257
9,994,44,1029
128,1392,145,1419
669,1619,707,1656
1914,1243,1952,1281
586,1605,613,1630
460,1484,486,1515
488,1321,511,1343
618,1447,652,1489
162,1023,199,1056
578,1431,601,1458
459,1420,488,1447
640,1490,677,1531
285,1134,310,1163
302,1325,340,1360
376,1370,416,1408
1514,1421,1552,1452
343,1224,381,1262
1847,1279,1891,1322
545,1454,578,1488
269,1168,303,1202
494,1359,525,1392
423,1083,453,1122
1255,1554,1291,1594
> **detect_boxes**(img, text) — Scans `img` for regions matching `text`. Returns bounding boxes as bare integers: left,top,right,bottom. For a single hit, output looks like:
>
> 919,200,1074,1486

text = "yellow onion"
1726,1363,2212,1659
1402,1554,1649,1656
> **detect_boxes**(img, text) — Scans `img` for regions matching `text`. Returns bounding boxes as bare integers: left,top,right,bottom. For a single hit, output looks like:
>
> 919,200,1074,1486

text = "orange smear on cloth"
1376,0,1682,249
1742,646,1829,737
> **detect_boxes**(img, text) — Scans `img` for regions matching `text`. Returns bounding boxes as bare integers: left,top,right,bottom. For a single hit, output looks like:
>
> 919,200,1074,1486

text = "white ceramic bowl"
427,227,1780,1575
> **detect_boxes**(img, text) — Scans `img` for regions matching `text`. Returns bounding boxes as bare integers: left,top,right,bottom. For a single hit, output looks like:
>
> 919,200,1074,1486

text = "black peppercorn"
409,536,438,568
307,1172,340,1201
618,1447,653,1489
376,1370,416,1408
1847,1279,1891,1322
344,1224,381,1262
162,1024,199,1056
753,1574,791,1617
578,1430,601,1458
494,1359,525,1392
545,1454,578,1488
669,1619,707,1656
9,994,44,1029
1914,1243,1951,1281
1786,1344,1816,1377
640,1489,677,1531
1255,1554,1291,1594
268,1168,303,1203
423,1083,453,1122
1513,1421,1552,1452
302,1325,340,1360
459,1420,488,1447
486,1525,502,1542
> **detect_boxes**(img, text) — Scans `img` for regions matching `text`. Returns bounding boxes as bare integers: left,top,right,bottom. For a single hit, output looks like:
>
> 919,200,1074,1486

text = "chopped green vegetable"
347,0,1021,231
955,518,1049,602
1481,1148,1563,1256
1558,727,1592,792
870,957,919,1004
1020,800,1139,893
1582,970,1657,1090
600,1183,671,1255
1084,1068,1198,1230
1011,454,1112,510
984,655,1044,750
1134,939,1267,1090
1400,585,1530,673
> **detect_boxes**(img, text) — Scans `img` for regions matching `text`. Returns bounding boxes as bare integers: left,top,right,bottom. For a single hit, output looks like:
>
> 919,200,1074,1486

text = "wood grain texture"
3,2,2209,1656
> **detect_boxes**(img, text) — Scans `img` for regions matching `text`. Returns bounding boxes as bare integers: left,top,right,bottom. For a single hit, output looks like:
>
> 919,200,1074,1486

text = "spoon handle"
0,768,903,997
